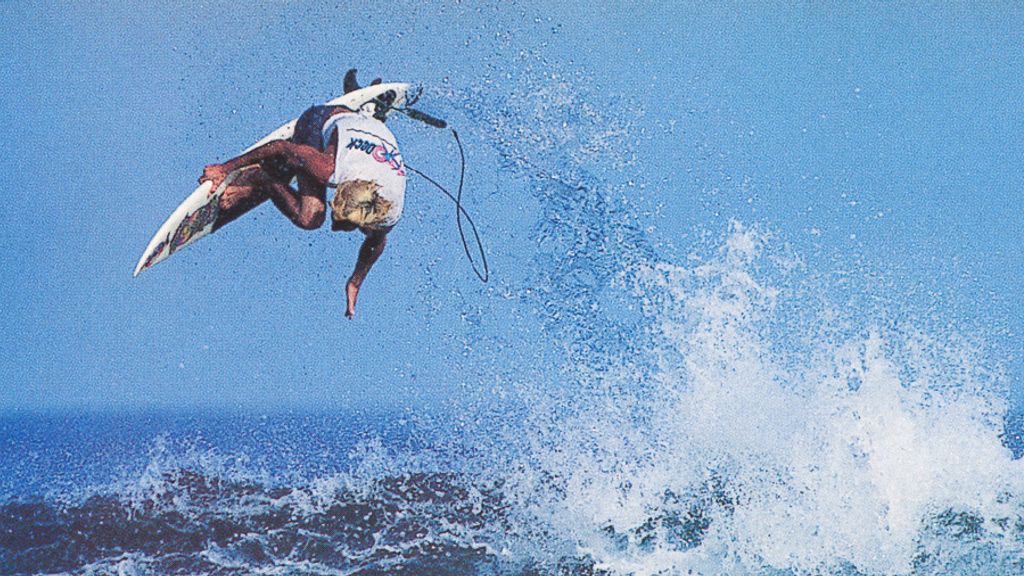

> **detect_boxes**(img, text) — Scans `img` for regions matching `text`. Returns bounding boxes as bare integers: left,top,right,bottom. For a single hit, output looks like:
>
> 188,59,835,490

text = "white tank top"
322,110,406,228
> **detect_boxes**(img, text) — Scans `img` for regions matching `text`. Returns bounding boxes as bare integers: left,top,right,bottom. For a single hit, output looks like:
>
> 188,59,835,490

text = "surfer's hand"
200,164,229,186
345,281,359,319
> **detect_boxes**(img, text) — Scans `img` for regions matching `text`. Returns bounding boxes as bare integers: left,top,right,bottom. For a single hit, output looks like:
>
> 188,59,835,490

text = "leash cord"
375,92,489,282
404,129,489,283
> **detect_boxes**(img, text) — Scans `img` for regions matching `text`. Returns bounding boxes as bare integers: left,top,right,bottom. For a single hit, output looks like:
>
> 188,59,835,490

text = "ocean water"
5,67,1024,575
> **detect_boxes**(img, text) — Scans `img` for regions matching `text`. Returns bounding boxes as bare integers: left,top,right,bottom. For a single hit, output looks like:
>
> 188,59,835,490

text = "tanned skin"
200,112,388,319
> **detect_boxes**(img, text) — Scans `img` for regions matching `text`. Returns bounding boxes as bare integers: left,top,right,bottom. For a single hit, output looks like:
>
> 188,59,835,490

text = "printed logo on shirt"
346,138,378,154
347,137,405,176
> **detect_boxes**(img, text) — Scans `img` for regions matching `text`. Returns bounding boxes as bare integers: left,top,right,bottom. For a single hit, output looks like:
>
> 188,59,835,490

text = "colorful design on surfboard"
170,201,219,254
140,237,170,272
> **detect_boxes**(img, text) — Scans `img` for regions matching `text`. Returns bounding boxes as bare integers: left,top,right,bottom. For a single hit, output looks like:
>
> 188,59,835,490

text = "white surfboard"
133,83,410,277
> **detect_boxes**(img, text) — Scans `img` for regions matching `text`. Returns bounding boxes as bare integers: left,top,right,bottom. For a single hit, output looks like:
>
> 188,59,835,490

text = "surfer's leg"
212,170,271,231
264,175,326,230
213,168,326,231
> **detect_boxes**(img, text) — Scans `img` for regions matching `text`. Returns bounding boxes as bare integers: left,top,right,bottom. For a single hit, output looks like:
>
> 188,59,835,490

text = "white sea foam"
485,222,1024,575
441,63,1024,573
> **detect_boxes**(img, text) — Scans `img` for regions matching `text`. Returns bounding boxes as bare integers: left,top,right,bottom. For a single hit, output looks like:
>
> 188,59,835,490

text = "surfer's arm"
344,231,387,319
202,140,334,185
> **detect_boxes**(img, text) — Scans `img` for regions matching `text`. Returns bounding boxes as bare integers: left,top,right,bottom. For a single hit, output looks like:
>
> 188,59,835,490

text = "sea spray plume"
458,66,666,519
373,67,1024,574
459,58,658,373
480,222,1024,575
428,62,674,564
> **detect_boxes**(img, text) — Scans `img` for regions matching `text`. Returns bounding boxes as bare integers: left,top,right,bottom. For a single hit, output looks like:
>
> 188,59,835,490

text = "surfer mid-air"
201,70,402,318
134,69,488,314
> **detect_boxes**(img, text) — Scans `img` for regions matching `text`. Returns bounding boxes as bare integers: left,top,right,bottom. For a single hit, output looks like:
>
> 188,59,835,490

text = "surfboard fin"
343,69,360,94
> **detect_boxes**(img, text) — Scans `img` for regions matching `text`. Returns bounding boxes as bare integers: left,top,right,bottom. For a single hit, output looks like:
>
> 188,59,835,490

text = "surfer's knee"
219,186,261,211
293,207,325,230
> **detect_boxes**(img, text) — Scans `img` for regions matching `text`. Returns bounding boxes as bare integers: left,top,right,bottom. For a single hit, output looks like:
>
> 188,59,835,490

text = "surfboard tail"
133,180,218,277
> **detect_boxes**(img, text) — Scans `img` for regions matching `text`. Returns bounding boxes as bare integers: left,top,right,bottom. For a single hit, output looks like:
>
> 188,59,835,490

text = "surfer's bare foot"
200,164,229,186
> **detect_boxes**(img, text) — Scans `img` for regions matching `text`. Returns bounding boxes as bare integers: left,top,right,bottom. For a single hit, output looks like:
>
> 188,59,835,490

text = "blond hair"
330,180,393,230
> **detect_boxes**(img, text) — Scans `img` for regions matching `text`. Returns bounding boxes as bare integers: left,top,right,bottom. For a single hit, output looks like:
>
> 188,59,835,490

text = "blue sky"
1,1,1021,415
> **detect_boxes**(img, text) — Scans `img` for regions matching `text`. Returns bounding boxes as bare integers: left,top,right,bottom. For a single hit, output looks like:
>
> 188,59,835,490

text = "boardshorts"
260,105,333,182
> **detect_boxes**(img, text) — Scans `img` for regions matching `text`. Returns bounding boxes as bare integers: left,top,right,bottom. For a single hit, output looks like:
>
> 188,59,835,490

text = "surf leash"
380,90,490,283
404,130,489,283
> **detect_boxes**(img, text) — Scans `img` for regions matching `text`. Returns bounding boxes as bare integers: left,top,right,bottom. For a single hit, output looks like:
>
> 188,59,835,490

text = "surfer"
199,70,405,319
